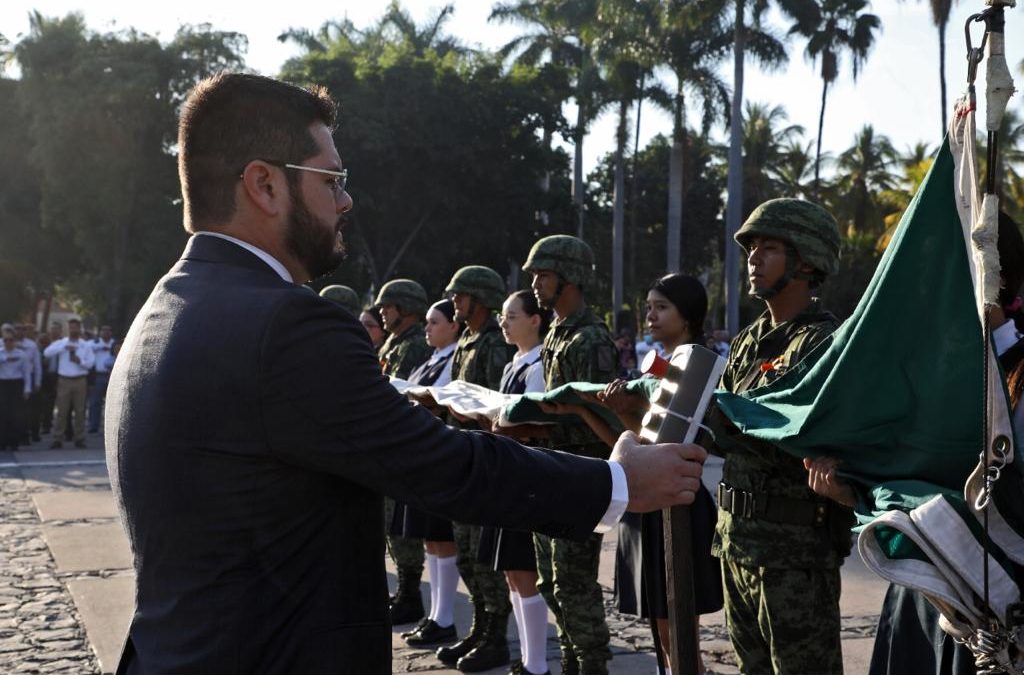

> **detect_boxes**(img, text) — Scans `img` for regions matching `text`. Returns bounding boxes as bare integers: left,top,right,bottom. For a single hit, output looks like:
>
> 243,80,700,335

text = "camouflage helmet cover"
734,198,841,277
522,235,595,288
444,265,507,309
319,284,361,315
374,279,429,316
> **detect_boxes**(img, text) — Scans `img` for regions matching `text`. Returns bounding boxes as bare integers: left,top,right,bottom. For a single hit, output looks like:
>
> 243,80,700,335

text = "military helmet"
734,198,841,277
522,235,595,288
444,265,507,309
318,285,361,315
374,279,429,316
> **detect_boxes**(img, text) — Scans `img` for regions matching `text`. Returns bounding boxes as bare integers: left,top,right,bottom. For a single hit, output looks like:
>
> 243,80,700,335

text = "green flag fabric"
497,379,658,429
715,100,1024,644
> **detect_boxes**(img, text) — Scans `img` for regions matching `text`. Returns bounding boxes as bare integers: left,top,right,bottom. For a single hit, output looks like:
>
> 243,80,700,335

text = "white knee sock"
425,553,439,621
434,554,458,628
519,593,549,675
510,590,525,649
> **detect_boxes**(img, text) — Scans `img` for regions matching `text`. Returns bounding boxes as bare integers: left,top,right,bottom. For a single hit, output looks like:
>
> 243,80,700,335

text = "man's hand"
610,431,706,512
598,379,644,416
803,456,856,508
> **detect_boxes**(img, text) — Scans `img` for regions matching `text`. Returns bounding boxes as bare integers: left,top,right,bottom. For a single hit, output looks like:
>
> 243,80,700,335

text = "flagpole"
963,3,1017,672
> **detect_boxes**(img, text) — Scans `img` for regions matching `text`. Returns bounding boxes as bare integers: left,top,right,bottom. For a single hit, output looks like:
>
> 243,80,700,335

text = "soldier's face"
451,293,472,323
746,237,788,296
531,270,560,309
379,304,401,332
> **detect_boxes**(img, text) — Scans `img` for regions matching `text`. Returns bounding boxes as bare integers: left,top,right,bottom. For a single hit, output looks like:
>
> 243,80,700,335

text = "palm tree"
899,0,958,135
491,0,602,238
833,124,898,235
380,1,465,58
741,102,806,214
723,0,811,334
773,139,817,197
791,0,882,193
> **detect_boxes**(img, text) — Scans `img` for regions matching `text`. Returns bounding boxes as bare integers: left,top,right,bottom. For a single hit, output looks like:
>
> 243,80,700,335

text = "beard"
285,183,347,281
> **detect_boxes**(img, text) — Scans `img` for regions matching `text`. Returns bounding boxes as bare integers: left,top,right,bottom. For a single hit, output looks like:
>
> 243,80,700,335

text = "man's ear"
239,161,286,217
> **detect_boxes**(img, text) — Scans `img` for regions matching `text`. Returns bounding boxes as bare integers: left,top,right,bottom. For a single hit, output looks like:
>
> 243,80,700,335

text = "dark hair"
178,72,337,231
650,274,708,344
362,306,384,328
998,211,1024,311
510,289,552,336
430,299,457,323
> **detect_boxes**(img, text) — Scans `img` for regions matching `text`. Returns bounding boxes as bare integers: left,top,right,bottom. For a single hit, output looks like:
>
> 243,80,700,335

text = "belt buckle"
717,483,734,512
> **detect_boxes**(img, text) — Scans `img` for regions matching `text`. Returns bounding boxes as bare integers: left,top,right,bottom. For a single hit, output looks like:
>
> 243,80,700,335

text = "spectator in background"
360,306,387,351
89,325,115,434
38,322,62,437
43,317,94,448
15,324,42,444
0,327,31,451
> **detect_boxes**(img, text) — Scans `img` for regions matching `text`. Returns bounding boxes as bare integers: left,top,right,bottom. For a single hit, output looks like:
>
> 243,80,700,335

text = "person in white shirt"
399,299,464,648
481,289,552,675
42,317,95,448
14,324,43,444
0,328,31,451
88,325,115,433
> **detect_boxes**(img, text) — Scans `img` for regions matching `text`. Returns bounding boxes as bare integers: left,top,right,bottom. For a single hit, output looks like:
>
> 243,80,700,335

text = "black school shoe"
404,619,457,647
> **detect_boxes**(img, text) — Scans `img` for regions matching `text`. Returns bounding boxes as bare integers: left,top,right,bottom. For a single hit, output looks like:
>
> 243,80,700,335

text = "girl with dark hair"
398,299,465,647
359,306,387,351
480,289,551,675
539,273,722,674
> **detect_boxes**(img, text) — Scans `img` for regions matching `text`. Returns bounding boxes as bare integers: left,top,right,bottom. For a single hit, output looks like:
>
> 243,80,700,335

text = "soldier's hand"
611,431,706,513
599,379,644,416
803,456,856,508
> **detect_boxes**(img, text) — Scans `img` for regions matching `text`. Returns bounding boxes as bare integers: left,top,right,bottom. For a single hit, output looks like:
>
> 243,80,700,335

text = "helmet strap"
751,244,800,301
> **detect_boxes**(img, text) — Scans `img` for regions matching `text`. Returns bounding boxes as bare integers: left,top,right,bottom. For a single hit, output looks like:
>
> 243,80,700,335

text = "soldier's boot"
559,647,579,675
577,659,608,675
389,567,425,625
437,600,485,665
456,611,510,672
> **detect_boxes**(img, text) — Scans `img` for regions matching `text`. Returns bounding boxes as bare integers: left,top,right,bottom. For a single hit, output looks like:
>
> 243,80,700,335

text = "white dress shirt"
197,232,632,529
43,338,95,377
0,346,31,394
18,338,42,389
92,338,115,374
509,344,546,395
423,343,456,388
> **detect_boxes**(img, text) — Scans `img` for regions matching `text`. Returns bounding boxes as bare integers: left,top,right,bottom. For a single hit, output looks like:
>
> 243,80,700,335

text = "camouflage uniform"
436,266,516,671
374,280,432,622
708,199,854,675
318,284,361,316
523,235,618,674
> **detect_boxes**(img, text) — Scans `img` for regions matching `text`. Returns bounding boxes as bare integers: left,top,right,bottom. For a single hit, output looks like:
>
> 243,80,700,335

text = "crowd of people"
311,195,855,675
0,318,117,451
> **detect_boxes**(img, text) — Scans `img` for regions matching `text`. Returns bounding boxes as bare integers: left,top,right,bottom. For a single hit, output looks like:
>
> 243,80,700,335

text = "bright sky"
2,1,1023,174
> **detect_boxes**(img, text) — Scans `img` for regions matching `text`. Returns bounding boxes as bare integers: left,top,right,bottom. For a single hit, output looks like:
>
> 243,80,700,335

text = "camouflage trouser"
452,521,511,615
534,532,611,672
722,558,843,675
384,497,424,579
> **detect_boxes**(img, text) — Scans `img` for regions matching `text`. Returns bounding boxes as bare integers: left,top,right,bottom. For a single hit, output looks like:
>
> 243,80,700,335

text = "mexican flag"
715,97,1024,643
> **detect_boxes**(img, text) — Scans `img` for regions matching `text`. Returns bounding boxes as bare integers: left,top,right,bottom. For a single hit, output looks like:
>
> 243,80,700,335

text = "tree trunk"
938,19,948,136
724,0,746,336
381,209,437,282
814,77,829,197
667,85,684,274
613,98,628,317
573,54,589,239
629,72,644,294
540,126,552,226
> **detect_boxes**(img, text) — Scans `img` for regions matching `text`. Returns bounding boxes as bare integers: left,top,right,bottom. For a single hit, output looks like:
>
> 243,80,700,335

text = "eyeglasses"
239,159,348,193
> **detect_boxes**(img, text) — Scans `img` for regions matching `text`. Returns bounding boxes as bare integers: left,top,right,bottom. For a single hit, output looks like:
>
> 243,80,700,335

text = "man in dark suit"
107,72,707,675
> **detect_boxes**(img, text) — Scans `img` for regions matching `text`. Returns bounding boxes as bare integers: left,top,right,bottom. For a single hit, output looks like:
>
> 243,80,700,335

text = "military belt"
717,482,829,527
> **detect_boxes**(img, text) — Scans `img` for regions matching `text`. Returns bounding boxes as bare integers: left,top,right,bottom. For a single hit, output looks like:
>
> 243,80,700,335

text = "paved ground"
0,438,889,674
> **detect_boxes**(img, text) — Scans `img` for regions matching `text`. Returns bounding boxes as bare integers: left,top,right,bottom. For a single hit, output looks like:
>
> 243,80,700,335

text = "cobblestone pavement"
0,463,100,674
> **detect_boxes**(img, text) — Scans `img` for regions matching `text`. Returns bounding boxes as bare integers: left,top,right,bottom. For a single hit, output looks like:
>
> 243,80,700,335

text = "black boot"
456,611,510,672
389,568,425,625
404,619,457,647
559,649,579,675
437,601,485,664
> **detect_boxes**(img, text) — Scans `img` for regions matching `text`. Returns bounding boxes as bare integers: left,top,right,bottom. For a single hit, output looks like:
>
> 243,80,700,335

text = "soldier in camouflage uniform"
522,235,618,675
434,266,516,673
708,199,855,674
319,284,361,316
373,279,433,624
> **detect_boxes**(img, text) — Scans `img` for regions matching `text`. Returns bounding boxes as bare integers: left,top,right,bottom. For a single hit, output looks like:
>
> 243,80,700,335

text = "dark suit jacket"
107,235,612,674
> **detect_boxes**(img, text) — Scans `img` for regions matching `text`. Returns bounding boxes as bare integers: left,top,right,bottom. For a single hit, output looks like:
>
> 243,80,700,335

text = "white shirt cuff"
993,319,1022,357
594,460,629,533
